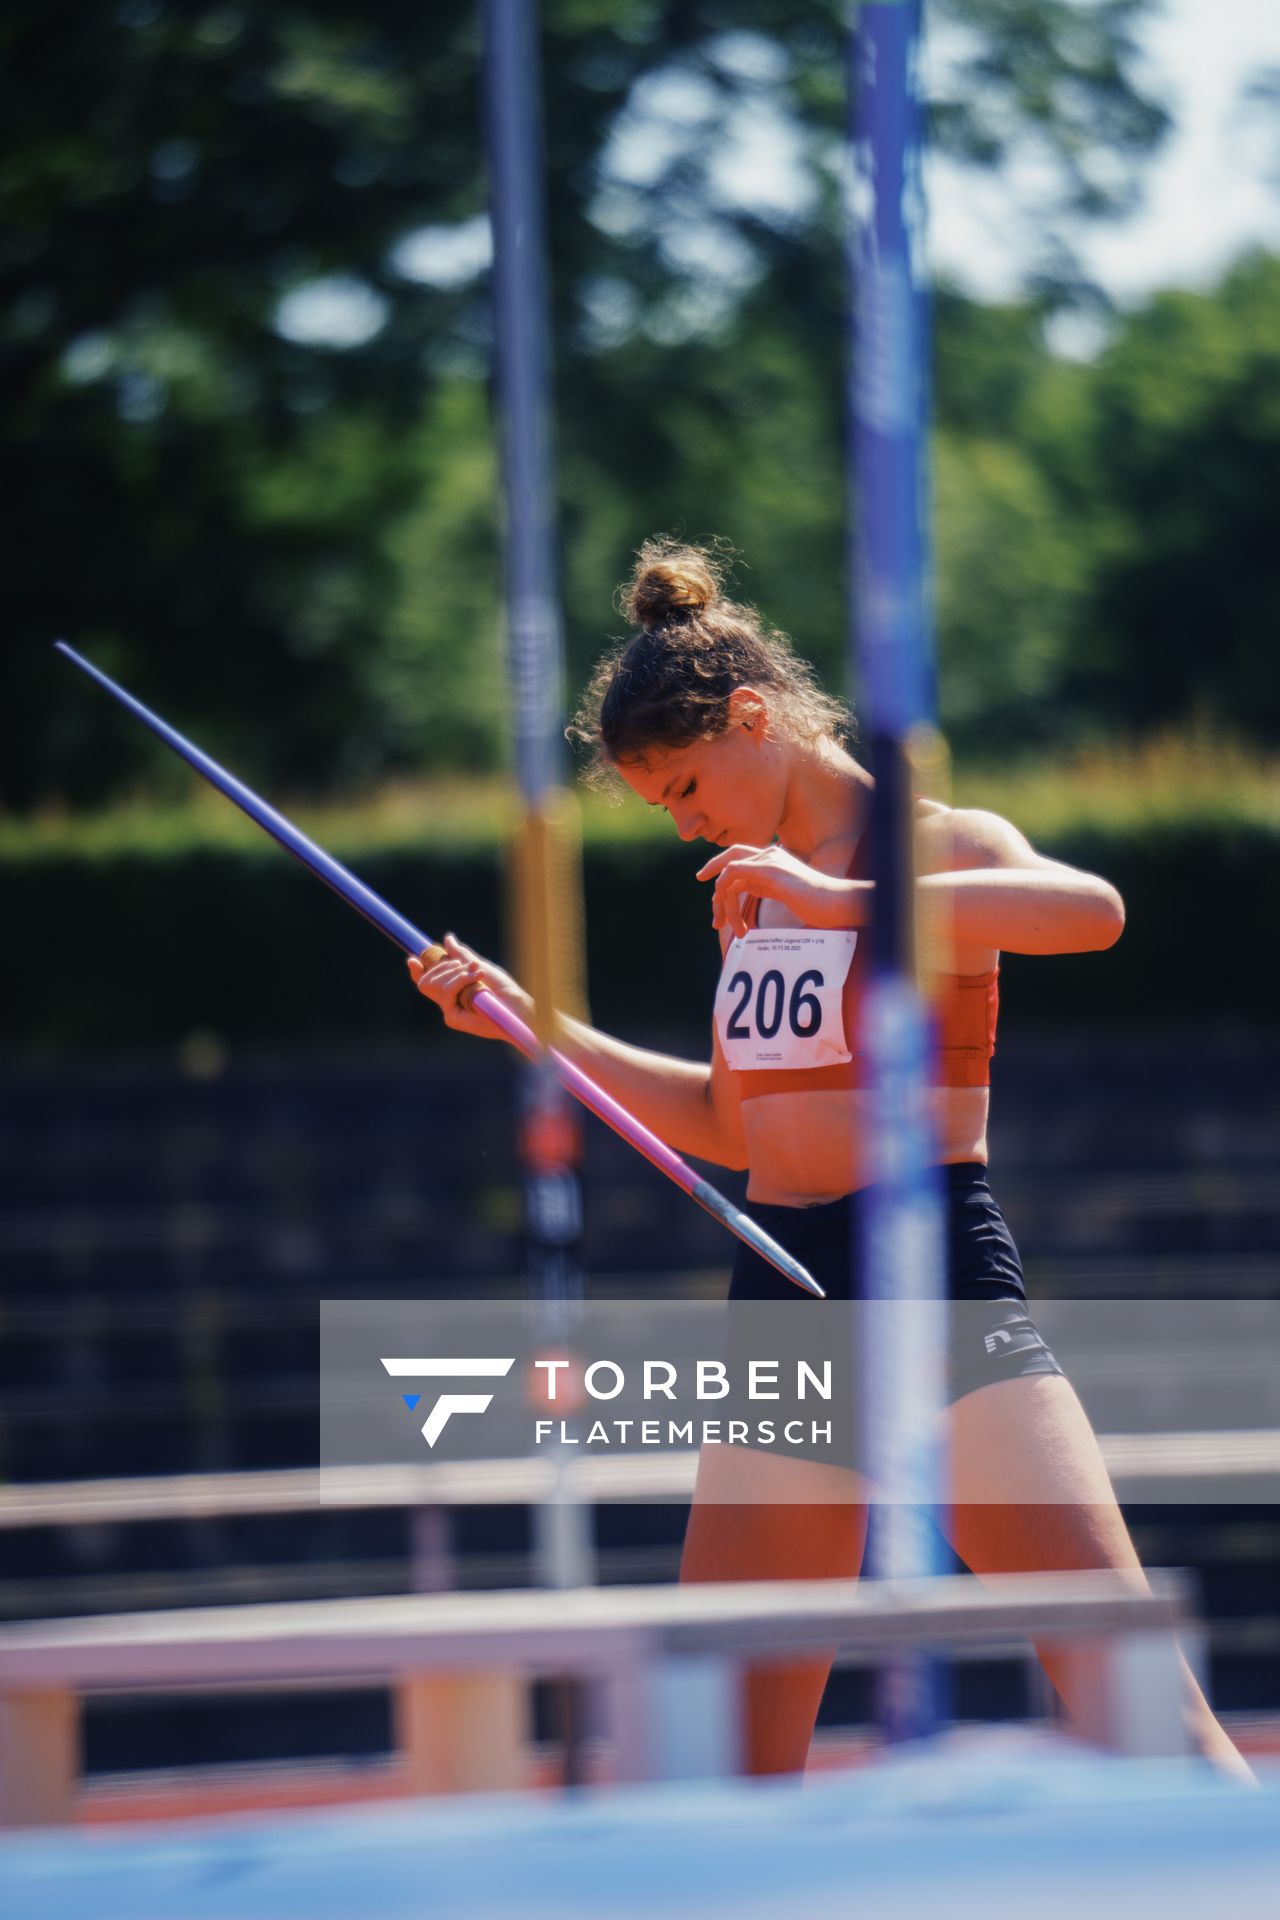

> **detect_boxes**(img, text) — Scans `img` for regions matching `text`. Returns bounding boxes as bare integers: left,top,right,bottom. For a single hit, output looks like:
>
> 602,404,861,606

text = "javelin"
55,641,824,1298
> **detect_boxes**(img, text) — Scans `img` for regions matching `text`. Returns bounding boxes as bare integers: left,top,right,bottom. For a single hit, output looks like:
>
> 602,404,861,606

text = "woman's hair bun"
569,531,853,776
622,539,720,631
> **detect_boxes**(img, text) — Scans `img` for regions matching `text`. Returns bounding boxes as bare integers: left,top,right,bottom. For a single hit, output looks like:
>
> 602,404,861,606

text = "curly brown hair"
567,537,851,785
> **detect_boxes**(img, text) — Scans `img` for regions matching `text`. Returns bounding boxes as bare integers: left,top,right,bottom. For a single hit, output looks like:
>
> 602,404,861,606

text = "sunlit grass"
0,772,671,861
2,728,1276,861
0,777,499,862
952,730,1280,838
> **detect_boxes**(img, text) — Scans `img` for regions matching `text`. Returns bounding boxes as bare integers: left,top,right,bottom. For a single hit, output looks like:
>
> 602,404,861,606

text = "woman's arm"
552,1008,748,1170
409,935,748,1171
916,808,1125,958
698,811,1125,959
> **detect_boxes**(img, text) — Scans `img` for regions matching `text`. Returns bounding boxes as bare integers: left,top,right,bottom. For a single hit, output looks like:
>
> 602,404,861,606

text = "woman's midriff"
741,1086,991,1206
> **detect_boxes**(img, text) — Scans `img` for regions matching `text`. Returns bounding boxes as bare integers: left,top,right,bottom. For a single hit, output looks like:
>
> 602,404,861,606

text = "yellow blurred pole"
510,789,590,1043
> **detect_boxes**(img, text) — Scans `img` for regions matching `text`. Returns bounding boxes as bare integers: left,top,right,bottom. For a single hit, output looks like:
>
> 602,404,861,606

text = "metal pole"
483,0,593,1643
849,0,949,1743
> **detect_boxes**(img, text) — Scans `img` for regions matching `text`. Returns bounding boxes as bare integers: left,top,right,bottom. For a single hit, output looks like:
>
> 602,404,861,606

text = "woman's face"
615,707,786,849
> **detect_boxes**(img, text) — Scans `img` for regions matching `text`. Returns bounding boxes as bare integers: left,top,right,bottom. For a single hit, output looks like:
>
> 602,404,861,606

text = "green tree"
3,1,1173,804
933,429,1091,752
1070,252,1280,737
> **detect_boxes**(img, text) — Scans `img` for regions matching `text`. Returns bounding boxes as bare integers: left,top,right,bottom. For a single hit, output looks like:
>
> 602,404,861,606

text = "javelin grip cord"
54,641,824,1299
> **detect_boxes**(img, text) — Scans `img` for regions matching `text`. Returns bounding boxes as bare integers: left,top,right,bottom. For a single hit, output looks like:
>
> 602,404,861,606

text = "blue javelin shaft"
53,641,431,956
54,639,827,1298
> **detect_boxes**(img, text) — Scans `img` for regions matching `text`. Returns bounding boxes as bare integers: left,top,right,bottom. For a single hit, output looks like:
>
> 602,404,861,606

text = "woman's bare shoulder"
915,802,1041,875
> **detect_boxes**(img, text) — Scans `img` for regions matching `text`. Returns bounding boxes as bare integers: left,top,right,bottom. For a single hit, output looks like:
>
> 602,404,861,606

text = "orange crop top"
723,836,999,1100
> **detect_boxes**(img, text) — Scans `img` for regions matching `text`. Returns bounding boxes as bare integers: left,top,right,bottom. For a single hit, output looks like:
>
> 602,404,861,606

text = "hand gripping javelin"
55,642,825,1298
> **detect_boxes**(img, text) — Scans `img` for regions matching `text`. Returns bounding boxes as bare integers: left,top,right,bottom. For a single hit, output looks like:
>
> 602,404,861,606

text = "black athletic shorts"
723,1162,1063,1469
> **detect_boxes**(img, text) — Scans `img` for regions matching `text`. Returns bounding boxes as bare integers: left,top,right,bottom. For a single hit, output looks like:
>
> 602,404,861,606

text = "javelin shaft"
54,641,824,1298
476,990,819,1294
53,642,427,957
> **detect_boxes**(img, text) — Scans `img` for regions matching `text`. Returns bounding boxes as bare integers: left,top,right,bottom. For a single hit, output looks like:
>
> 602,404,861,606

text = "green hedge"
5,820,1277,1054
993,820,1279,1027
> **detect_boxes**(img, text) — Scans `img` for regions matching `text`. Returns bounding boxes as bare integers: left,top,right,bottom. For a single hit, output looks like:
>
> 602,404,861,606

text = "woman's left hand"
696,844,868,938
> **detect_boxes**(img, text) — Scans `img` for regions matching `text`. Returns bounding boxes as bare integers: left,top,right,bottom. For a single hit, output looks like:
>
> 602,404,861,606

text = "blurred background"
2,0,1278,1801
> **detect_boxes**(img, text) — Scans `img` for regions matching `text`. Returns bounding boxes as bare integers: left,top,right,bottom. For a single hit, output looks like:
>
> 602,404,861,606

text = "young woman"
410,538,1251,1782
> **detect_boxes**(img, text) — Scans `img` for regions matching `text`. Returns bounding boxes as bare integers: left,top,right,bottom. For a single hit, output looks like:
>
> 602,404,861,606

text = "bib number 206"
724,966,823,1041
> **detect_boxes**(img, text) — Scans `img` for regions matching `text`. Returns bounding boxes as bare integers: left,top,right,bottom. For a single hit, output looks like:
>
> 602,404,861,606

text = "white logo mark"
381,1357,516,1447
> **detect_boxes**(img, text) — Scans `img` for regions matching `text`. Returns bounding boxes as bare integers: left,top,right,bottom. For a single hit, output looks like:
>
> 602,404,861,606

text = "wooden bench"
0,1569,1198,1827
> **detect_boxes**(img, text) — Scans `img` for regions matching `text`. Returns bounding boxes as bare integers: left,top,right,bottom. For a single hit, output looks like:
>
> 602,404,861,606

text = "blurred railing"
3,1034,1278,1730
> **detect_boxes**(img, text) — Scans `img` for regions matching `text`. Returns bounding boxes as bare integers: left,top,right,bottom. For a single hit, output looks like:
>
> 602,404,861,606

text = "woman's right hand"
407,933,533,1043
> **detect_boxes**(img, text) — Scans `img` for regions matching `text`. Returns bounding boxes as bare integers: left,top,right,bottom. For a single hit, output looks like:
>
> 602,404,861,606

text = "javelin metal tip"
691,1183,826,1299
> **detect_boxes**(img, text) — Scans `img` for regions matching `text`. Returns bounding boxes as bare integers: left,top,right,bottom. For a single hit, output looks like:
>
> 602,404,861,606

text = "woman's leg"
680,1444,870,1775
945,1372,1254,1780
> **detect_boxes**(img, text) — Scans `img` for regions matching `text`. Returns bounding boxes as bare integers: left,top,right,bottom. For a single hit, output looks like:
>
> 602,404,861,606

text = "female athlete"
410,538,1251,1782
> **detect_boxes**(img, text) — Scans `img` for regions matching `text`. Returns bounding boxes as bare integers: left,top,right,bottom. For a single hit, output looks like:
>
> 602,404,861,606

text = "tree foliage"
3,1,1274,808
1076,254,1280,736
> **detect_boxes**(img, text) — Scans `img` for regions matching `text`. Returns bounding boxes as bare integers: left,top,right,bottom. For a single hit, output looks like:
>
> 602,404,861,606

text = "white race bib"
714,929,857,1071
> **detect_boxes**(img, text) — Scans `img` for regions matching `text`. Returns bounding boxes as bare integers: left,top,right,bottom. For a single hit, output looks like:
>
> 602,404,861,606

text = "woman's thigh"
680,1443,871,1774
681,1440,872,1578
944,1371,1144,1573
944,1372,1157,1735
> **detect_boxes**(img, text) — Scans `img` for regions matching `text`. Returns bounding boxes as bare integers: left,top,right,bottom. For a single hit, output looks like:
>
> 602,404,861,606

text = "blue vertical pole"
848,0,949,1742
485,0,563,810
483,0,592,1616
